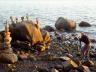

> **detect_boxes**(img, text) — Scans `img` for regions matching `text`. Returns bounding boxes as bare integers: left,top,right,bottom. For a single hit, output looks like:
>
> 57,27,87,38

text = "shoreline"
0,17,96,72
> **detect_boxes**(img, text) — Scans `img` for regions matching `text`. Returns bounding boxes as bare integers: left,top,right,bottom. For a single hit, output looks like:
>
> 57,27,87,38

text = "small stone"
29,54,37,61
59,56,70,61
43,25,55,32
51,68,59,72
79,21,91,27
37,68,49,72
82,65,91,72
19,54,28,60
70,59,79,68
82,60,94,67
90,39,96,43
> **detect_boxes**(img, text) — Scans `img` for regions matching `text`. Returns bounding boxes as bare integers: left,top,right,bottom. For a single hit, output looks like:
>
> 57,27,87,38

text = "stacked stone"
10,16,14,24
0,19,18,64
4,20,12,49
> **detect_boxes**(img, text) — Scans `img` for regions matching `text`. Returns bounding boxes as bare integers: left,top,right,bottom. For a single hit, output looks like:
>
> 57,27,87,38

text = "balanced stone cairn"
0,19,18,64
4,20,12,49
21,16,24,22
16,17,18,24
26,14,29,21
10,16,14,24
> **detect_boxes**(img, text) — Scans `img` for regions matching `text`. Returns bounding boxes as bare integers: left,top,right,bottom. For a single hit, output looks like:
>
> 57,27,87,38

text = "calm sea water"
0,1,96,38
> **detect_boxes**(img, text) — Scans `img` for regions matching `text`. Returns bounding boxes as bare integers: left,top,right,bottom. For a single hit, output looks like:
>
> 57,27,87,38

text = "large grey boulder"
55,17,76,31
79,21,91,27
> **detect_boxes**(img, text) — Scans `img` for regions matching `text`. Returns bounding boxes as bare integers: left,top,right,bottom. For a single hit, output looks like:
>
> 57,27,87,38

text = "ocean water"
0,1,96,38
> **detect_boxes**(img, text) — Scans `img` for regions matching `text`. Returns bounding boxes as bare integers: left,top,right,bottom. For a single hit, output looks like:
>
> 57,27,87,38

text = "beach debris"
79,21,91,27
55,17,76,31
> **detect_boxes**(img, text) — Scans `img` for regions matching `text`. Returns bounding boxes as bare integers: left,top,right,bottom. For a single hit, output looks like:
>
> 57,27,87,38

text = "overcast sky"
0,0,96,6
0,0,96,1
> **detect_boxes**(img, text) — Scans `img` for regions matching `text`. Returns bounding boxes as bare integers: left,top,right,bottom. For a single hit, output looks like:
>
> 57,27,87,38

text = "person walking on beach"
79,32,91,60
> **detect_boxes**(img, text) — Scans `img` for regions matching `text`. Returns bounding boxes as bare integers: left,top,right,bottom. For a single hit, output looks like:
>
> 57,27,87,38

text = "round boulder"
0,53,18,64
55,17,76,31
43,25,55,32
79,21,91,27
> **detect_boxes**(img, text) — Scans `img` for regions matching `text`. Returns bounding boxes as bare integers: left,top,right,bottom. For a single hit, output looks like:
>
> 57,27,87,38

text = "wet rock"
90,52,96,58
55,56,70,61
41,54,56,61
90,39,96,43
37,67,49,72
18,51,29,60
82,60,94,67
0,31,4,42
82,65,91,72
54,65,63,71
0,35,3,43
55,17,76,31
76,52,81,57
62,61,72,72
77,65,90,72
51,68,59,72
79,21,91,27
70,59,79,68
65,54,80,68
0,48,13,53
43,25,55,32
29,54,37,61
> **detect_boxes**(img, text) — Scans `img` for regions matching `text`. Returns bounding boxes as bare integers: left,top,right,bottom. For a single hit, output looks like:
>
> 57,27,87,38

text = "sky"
0,0,96,6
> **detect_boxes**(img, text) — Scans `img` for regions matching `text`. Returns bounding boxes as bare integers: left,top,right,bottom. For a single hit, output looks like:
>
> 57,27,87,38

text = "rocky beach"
0,16,96,72
0,0,96,72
